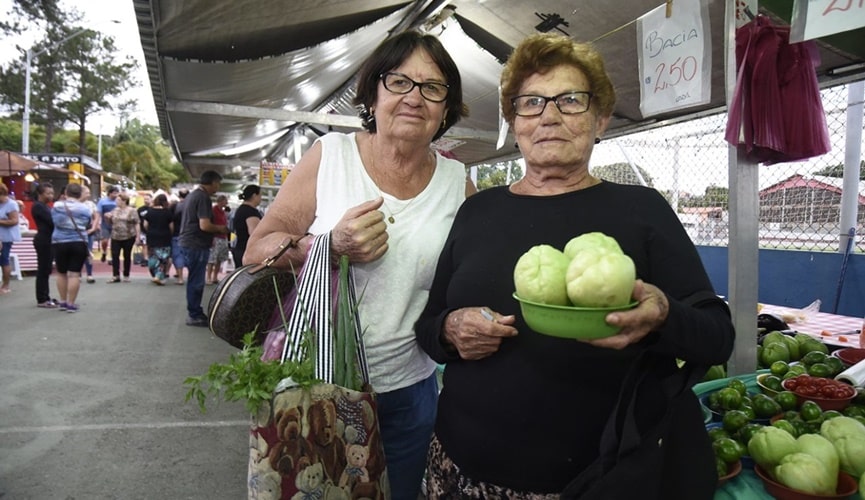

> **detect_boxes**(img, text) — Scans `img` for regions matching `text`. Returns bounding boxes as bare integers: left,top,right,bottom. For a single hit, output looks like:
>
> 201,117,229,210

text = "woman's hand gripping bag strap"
248,233,390,500
207,236,298,348
561,351,715,500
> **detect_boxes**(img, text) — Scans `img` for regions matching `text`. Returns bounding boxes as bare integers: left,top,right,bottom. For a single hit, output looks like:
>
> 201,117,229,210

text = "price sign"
790,0,865,42
636,0,712,117
259,162,292,187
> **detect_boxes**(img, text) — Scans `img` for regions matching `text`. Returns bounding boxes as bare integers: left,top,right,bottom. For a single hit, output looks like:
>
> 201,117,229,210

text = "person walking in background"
96,186,119,263
0,182,22,295
244,31,471,499
205,194,230,285
230,184,262,268
80,185,99,284
143,193,174,285
106,193,140,283
169,188,189,285
31,182,58,307
51,183,91,313
179,171,228,327
136,193,152,266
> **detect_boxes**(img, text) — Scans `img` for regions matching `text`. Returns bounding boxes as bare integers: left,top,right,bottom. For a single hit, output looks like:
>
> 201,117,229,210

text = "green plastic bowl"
513,293,638,340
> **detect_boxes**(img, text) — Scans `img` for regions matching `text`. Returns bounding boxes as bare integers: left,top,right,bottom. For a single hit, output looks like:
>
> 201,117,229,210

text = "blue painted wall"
696,246,865,318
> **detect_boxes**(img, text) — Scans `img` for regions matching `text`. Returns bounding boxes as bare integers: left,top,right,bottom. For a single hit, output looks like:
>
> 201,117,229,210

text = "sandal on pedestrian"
37,301,58,308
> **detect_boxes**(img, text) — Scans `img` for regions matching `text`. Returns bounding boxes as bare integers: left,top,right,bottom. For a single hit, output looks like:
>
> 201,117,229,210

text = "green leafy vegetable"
184,331,316,414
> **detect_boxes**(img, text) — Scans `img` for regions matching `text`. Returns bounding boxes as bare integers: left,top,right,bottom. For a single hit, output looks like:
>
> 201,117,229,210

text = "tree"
476,160,523,190
60,29,137,155
591,162,654,187
99,118,187,190
813,160,865,179
0,0,64,34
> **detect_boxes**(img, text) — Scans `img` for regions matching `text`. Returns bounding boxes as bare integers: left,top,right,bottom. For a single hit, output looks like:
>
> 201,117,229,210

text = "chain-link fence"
586,82,865,253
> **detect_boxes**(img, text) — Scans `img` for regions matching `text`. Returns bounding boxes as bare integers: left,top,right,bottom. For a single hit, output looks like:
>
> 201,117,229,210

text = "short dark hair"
240,184,260,201
153,193,169,207
178,188,189,199
34,181,54,196
353,30,468,141
107,185,119,194
66,183,83,199
198,170,223,185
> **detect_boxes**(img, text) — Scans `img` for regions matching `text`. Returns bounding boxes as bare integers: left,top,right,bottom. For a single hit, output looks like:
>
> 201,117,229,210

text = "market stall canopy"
133,0,865,178
0,150,40,175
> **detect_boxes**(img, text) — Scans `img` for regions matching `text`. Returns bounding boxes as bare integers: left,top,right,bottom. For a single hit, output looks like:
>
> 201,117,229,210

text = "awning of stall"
132,0,865,178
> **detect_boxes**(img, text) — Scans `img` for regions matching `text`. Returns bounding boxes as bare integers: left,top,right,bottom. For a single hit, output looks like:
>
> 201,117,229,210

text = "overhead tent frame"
133,0,865,374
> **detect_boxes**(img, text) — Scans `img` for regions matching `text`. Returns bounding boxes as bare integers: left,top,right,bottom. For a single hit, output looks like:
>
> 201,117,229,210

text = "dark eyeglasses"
380,72,449,102
511,91,593,116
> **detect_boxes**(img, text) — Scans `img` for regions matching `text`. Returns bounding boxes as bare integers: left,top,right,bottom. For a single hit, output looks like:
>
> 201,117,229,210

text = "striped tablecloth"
761,304,862,348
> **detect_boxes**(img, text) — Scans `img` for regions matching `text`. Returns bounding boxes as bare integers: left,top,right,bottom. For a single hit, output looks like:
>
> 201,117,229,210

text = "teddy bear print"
307,398,346,483
248,433,282,500
268,406,315,476
291,463,325,500
338,443,370,488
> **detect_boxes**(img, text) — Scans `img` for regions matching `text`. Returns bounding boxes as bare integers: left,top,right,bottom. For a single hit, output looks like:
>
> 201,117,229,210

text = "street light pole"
21,21,119,153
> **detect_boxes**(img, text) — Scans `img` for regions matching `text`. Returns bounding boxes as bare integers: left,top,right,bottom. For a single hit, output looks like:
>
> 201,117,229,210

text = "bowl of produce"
717,459,742,487
513,293,637,339
754,465,858,499
781,375,856,412
832,348,865,367
757,373,783,397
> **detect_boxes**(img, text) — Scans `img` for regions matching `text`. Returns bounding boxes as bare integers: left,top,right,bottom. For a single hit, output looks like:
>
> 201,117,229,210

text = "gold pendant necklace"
366,139,434,224
381,195,418,224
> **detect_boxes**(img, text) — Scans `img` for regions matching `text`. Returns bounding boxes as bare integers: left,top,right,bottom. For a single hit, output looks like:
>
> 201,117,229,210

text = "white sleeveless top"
309,132,467,392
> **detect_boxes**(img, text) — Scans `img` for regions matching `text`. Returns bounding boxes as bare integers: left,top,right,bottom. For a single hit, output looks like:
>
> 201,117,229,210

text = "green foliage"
476,160,523,190
813,160,865,180
591,162,654,187
183,332,317,415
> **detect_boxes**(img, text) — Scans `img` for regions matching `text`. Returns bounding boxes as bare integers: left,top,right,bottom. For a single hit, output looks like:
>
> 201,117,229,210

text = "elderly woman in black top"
415,33,735,498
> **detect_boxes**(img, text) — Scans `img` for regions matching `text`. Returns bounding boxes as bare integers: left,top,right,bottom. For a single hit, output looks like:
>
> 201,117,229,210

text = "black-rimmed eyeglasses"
380,72,449,102
511,91,593,116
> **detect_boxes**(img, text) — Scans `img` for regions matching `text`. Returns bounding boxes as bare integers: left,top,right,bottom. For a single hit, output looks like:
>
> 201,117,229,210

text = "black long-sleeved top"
415,182,735,492
32,200,53,245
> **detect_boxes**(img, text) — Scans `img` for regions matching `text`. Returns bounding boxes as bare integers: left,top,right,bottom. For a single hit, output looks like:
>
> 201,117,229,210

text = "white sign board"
637,0,712,117
790,0,865,42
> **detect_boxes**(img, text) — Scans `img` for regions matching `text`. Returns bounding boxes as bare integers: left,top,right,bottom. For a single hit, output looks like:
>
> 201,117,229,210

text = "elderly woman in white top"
245,31,472,499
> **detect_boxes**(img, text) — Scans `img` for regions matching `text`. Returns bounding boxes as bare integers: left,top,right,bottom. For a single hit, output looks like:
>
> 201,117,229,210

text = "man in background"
169,188,189,284
179,172,229,327
205,194,230,285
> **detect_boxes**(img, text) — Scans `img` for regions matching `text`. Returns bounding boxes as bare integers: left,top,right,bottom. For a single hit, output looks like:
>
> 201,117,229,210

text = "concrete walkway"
0,262,249,499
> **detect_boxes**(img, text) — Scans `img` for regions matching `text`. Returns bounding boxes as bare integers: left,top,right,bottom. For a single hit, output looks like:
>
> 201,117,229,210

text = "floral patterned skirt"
425,434,561,499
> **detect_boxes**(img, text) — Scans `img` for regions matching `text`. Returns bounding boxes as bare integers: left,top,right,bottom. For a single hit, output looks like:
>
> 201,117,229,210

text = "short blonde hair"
500,33,616,125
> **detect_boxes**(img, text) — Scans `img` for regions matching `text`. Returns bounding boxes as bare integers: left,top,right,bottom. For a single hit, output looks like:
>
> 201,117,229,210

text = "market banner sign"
790,0,865,42
259,161,291,187
636,0,712,118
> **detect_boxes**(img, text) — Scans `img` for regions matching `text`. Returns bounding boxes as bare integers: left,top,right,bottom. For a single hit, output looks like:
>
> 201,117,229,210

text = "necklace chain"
366,139,434,224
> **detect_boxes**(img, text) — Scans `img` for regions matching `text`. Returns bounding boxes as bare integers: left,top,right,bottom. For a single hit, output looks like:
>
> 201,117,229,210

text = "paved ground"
0,257,249,499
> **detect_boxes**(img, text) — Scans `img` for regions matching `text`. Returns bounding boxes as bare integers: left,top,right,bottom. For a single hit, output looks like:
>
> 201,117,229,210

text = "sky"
0,0,158,133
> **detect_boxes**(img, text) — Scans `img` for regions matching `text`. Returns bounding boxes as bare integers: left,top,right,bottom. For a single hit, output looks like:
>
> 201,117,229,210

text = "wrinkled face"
373,48,448,144
513,64,610,171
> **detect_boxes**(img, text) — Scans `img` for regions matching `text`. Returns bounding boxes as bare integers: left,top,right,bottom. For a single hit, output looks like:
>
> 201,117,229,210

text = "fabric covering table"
695,373,861,499
761,303,862,348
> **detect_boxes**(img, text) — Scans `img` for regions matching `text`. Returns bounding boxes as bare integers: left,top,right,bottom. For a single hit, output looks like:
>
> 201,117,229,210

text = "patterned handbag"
248,233,390,500
207,236,298,348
